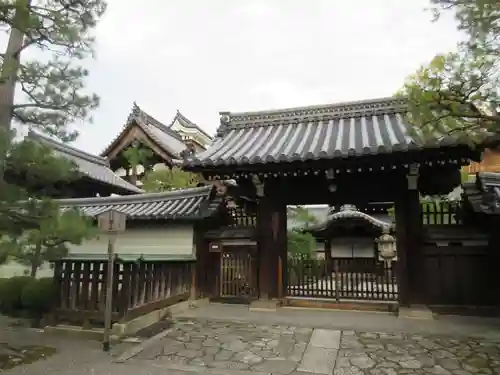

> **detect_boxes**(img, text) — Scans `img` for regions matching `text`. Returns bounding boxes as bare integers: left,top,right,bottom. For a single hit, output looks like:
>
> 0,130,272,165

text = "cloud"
230,2,281,20
0,0,464,156
245,81,336,110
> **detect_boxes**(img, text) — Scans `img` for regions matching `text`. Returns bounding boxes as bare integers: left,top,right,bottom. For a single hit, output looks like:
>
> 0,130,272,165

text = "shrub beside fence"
0,276,57,325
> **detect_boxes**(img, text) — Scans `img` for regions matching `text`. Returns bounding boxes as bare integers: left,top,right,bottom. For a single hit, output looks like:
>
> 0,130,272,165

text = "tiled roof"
57,185,222,220
170,110,213,141
463,172,500,214
28,132,143,194
102,102,187,159
184,97,467,168
307,204,393,232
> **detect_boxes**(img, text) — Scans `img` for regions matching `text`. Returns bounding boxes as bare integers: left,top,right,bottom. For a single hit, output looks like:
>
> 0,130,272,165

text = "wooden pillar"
257,181,286,300
394,169,422,307
190,262,196,300
277,202,287,298
324,240,332,274
193,222,209,298
394,197,410,307
488,216,500,306
406,189,424,304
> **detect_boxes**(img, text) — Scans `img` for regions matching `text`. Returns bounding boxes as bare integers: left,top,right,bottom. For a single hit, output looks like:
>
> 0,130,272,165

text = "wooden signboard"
97,209,127,233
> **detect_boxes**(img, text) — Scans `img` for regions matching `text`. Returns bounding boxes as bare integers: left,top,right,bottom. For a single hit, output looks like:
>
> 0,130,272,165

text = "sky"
20,0,463,154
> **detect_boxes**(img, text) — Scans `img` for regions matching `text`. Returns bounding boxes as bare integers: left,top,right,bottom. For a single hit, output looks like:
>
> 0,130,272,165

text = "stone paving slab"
309,329,341,349
297,329,340,374
297,346,337,374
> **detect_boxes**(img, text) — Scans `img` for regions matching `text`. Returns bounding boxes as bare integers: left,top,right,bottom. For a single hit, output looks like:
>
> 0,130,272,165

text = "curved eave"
79,175,144,195
183,144,475,171
59,185,223,221
307,210,394,233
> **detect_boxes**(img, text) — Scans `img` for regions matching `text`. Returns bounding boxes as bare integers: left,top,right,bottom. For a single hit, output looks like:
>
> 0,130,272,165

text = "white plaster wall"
69,226,195,257
0,261,54,279
330,237,375,258
0,225,195,278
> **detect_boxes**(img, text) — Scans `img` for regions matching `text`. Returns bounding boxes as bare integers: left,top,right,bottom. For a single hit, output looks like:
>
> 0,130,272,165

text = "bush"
287,230,316,260
21,277,58,317
0,276,33,314
0,278,8,310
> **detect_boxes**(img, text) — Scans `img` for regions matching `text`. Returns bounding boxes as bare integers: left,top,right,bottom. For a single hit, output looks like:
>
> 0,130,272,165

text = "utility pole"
97,209,127,353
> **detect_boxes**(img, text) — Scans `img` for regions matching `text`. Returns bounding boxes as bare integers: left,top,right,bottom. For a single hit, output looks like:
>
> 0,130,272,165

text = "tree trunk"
30,262,38,278
0,0,30,180
30,242,42,277
130,165,138,185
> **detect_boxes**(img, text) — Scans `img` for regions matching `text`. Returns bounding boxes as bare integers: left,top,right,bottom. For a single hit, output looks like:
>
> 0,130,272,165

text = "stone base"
249,299,280,312
44,325,120,342
398,305,434,320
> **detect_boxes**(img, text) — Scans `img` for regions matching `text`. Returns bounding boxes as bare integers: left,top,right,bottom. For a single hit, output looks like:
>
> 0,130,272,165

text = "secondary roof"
28,132,143,195
57,185,222,220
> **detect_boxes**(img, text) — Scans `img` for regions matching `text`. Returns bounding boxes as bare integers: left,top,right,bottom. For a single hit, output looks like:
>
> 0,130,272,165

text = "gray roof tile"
102,102,187,159
60,253,195,262
184,97,465,168
463,172,500,214
28,132,143,194
57,185,221,220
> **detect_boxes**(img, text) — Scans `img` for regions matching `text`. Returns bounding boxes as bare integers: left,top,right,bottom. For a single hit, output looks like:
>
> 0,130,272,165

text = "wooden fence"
227,206,257,228
287,257,398,302
53,259,194,326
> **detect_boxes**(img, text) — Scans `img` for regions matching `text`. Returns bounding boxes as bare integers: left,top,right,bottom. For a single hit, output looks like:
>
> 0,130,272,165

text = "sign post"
97,209,127,353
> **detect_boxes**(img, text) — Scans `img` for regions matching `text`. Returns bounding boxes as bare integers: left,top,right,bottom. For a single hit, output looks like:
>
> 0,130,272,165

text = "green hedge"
22,278,58,317
0,276,57,317
0,276,33,315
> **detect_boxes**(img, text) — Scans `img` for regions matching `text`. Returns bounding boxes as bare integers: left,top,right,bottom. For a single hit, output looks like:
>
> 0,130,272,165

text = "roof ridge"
133,102,183,141
101,102,185,157
57,185,213,206
220,96,407,125
28,131,109,167
172,110,213,140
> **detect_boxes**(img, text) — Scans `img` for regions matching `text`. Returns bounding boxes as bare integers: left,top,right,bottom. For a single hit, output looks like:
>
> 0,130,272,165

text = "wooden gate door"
219,247,258,300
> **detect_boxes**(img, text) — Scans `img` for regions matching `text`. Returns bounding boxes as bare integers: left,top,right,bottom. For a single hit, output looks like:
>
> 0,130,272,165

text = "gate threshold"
283,296,398,314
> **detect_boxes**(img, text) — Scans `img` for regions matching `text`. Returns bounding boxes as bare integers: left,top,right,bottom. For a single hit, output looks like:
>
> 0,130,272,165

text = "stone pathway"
135,320,312,374
129,319,500,375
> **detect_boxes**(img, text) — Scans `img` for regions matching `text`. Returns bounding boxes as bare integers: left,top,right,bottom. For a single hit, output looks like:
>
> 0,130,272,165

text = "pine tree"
7,200,96,276
0,0,106,263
